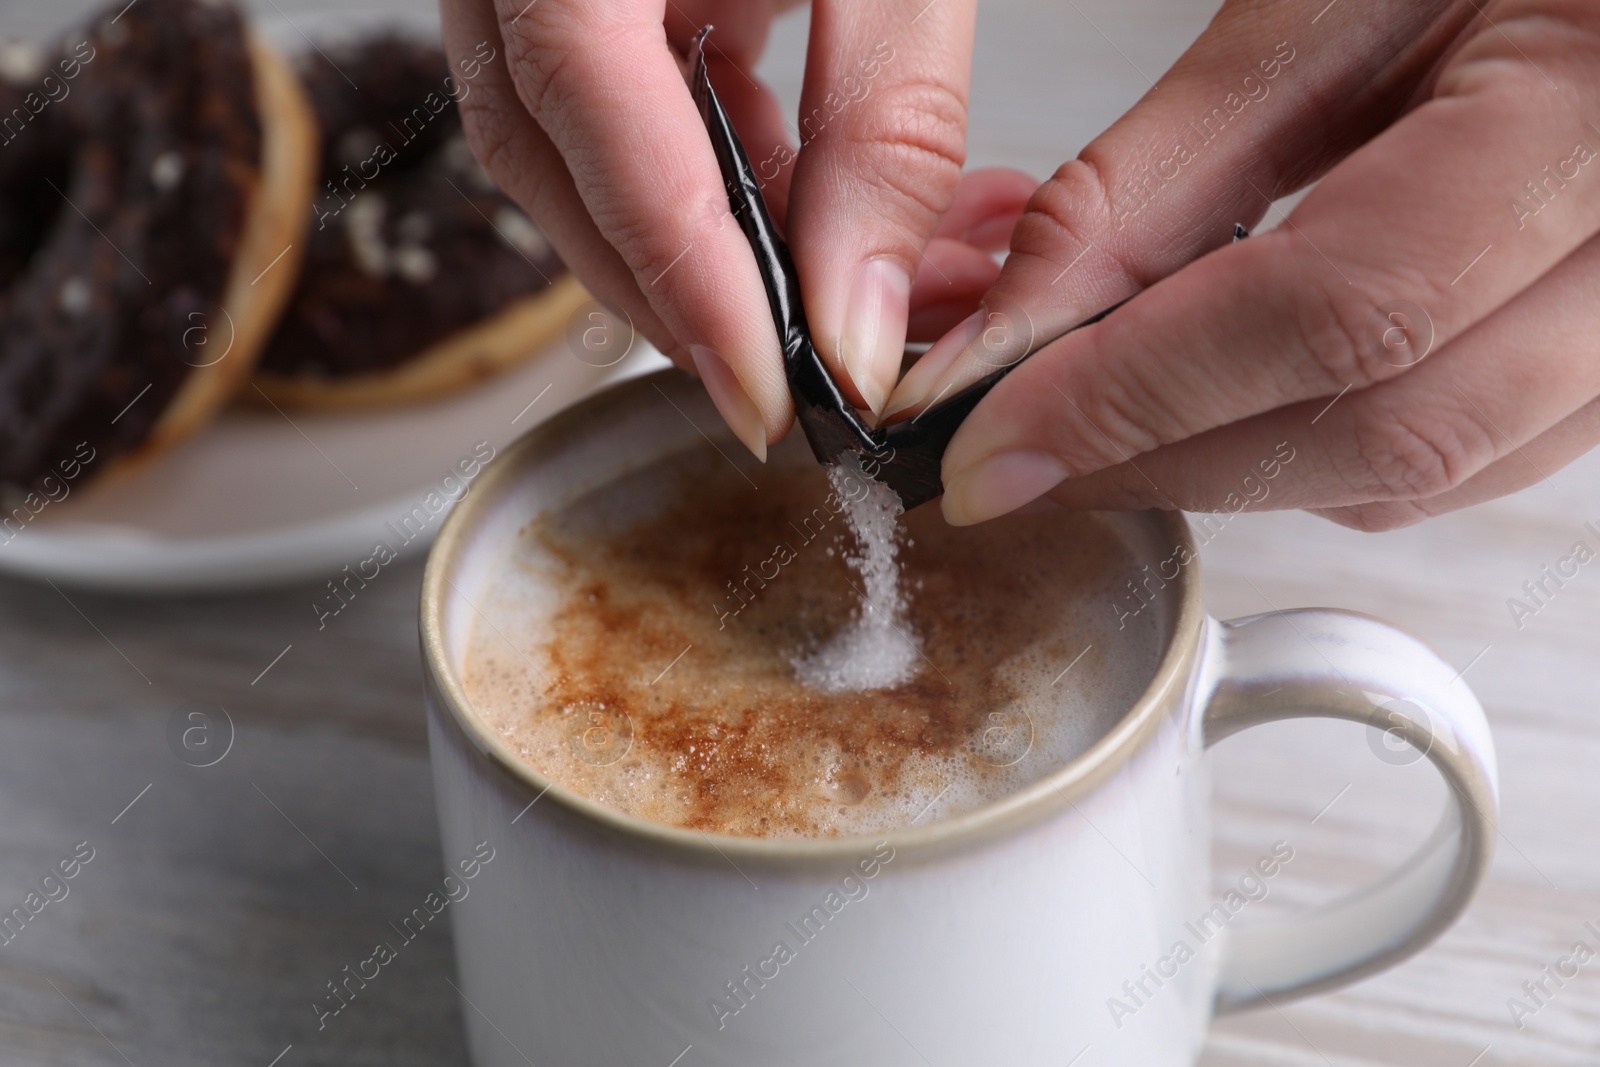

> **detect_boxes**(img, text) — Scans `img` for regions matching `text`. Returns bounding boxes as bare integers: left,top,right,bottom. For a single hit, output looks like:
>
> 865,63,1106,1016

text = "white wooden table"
3,1,1595,1064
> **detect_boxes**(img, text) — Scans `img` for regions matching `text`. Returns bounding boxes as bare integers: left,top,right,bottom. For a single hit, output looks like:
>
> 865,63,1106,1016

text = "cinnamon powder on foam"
459,444,1163,838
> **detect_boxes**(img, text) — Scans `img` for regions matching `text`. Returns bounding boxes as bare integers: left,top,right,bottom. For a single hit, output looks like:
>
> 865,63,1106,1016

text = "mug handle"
1202,609,1499,1013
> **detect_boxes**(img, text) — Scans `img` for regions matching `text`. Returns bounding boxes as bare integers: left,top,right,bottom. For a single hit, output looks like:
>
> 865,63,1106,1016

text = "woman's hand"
437,0,1030,459
884,0,1600,531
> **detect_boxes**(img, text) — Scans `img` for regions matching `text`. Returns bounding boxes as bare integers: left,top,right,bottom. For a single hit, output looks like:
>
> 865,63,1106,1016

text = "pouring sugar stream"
791,452,922,693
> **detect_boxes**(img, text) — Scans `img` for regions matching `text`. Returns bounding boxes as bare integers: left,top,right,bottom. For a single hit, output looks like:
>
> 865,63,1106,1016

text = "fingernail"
690,345,767,462
882,309,985,421
838,258,911,417
941,450,1068,526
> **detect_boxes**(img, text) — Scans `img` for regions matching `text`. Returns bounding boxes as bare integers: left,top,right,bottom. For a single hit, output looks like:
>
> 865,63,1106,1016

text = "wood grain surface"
2,1,1595,1064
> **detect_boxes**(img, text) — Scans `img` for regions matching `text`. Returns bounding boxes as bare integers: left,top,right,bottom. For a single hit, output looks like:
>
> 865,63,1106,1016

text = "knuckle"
602,211,674,281
1010,158,1147,288
458,99,535,195
456,90,512,168
515,40,582,128
1067,315,1226,466
1288,253,1452,394
497,0,588,53
1288,274,1399,393
1061,368,1166,472
454,94,558,215
829,78,968,220
501,9,632,125
1348,404,1480,500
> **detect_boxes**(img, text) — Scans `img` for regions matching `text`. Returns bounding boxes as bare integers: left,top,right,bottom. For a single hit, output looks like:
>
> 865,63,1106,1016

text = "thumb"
785,0,978,419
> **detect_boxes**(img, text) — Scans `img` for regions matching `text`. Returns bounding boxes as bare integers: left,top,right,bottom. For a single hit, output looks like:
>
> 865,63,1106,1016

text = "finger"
979,228,1600,525
939,18,1600,522
907,237,999,342
495,0,792,458
883,0,1478,419
441,0,682,359
906,168,1034,340
1313,398,1600,531
931,167,1037,251
785,0,979,417
1020,399,1600,533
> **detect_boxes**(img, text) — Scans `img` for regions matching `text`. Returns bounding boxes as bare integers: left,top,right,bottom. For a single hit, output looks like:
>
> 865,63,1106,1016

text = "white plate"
1,347,669,593
1,5,670,594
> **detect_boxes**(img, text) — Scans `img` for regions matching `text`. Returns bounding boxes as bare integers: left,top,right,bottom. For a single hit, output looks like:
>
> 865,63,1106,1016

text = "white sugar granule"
792,453,921,692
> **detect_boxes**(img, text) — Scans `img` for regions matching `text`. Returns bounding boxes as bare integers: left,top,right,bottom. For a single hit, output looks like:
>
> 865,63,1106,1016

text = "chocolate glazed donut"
254,36,588,410
0,0,315,499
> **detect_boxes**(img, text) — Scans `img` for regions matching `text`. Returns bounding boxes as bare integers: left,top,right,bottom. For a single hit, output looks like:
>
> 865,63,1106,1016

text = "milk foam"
458,441,1169,839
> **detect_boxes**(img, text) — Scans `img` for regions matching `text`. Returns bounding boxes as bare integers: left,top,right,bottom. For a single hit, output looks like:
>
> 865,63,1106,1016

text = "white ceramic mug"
421,370,1499,1066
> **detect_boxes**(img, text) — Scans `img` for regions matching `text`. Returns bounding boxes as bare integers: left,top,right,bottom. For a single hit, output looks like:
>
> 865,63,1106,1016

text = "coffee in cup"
459,436,1169,837
424,370,1499,1066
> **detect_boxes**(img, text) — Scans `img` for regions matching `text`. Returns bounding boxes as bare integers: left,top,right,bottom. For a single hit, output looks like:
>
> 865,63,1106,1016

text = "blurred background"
1,0,1598,1064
